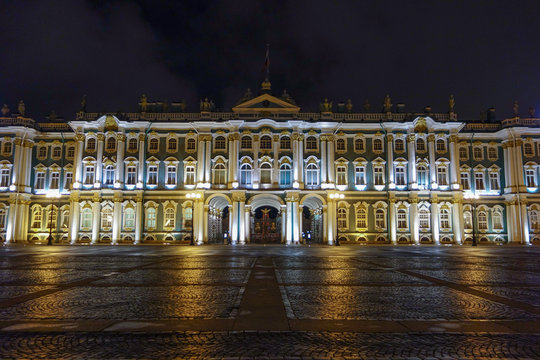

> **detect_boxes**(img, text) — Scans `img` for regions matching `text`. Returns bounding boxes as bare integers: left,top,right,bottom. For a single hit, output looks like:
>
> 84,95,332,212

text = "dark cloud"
1,0,539,119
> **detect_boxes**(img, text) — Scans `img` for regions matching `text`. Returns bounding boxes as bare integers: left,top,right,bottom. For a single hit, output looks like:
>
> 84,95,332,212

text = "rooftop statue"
363,99,371,112
529,105,536,118
140,94,148,112
1,104,9,116
200,98,213,112
80,95,87,112
346,99,353,113
513,100,519,117
449,94,455,113
383,95,392,113
18,100,25,116
320,98,332,112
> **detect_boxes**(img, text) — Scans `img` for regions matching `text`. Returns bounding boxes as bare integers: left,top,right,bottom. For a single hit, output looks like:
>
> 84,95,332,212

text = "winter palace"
0,81,538,246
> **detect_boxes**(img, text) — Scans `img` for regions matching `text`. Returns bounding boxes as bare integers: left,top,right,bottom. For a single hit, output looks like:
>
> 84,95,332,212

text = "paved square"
0,245,539,359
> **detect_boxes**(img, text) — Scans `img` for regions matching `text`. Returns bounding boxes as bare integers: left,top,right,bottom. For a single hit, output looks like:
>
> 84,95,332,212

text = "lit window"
0,168,10,187
123,208,135,229
106,137,116,151
489,172,500,191
279,163,291,186
241,136,252,149
464,211,473,229
354,138,364,152
459,147,468,160
149,138,159,151
35,172,45,190
306,136,317,150
87,138,96,151
49,172,60,190
337,208,347,229
64,172,73,190
356,208,367,229
0,208,6,229
213,163,226,185
280,136,291,150
240,163,252,185
460,171,470,190
474,171,485,190
374,166,384,186
214,136,226,150
260,163,272,184
84,165,95,185
355,166,366,185
526,169,536,187
416,138,426,152
186,138,196,151
32,207,43,228
128,138,138,151
419,209,430,229
101,208,113,229
165,208,175,228
440,208,450,230
185,166,195,185
478,211,488,230
530,210,539,230
437,166,448,186
375,209,385,228
146,207,157,229
336,165,347,185
166,166,177,185
395,167,406,186
305,163,319,186
104,165,115,185
397,209,407,229
395,139,404,152
373,138,383,151
260,135,272,150
81,208,92,229
493,211,503,230
147,165,158,185
417,165,428,188
126,166,137,185
336,138,346,151
436,139,446,152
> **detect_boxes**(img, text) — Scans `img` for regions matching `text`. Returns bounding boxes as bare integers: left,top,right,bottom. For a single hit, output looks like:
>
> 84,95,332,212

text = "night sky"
1,0,539,121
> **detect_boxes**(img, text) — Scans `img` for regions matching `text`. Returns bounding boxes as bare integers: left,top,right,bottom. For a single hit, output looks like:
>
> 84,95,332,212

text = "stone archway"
248,194,285,244
300,194,326,244
206,194,231,244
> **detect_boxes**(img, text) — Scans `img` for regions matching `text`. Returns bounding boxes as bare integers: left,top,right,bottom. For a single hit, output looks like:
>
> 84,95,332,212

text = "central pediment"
232,93,300,115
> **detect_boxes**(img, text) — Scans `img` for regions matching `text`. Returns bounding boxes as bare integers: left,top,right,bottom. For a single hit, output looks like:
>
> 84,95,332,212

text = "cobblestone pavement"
0,244,539,359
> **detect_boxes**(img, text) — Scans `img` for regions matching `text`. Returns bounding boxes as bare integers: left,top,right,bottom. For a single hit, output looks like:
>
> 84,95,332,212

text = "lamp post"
186,192,201,245
46,192,60,245
329,192,344,246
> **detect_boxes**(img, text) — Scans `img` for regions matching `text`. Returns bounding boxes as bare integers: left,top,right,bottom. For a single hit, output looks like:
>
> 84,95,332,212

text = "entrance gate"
251,206,281,244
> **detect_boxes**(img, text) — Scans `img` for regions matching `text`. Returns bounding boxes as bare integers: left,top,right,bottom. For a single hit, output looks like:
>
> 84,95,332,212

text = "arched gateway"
205,194,231,244
247,194,285,244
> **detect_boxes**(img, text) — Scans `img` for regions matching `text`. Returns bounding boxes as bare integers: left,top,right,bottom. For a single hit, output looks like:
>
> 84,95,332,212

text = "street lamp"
329,192,344,246
186,192,201,245
46,191,60,245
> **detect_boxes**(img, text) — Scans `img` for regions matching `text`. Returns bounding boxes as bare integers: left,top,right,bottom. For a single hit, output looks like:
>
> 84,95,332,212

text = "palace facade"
0,83,538,245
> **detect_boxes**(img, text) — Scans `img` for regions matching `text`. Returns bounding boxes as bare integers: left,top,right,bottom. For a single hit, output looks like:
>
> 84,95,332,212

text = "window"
473,146,483,160
64,172,73,190
397,209,407,229
241,136,252,149
123,207,135,229
374,166,384,186
437,166,448,186
128,138,138,151
487,147,497,160
167,138,178,151
464,211,473,229
61,209,70,229
354,138,364,152
126,166,137,185
493,211,503,230
260,163,272,184
336,138,346,151
0,208,6,229
260,135,272,150
35,172,45,190
104,165,115,185
526,169,536,187
45,208,57,230
459,147,468,160
417,165,428,188
38,146,47,159
306,136,317,150
101,208,113,229
87,138,96,151
440,208,450,230
279,163,291,186
240,163,252,185
530,210,539,230
395,139,405,152
524,143,534,156
419,209,430,229
395,166,406,186
375,209,385,228
436,139,446,152
149,138,159,151
185,166,195,185
67,146,75,159
478,211,488,230
84,165,95,185
489,172,500,191
49,172,60,190
147,165,157,185
280,136,291,150
32,208,43,228
186,138,196,151
52,147,61,159
213,163,226,185
214,136,226,150
336,165,347,185
165,208,175,228
337,208,347,229
373,138,383,152
461,171,470,190
0,168,10,187
106,137,116,151
166,166,177,185
474,171,485,190
305,163,319,186
356,208,367,229
355,166,366,185
3,141,12,155
416,138,426,152
146,207,157,229
81,208,92,229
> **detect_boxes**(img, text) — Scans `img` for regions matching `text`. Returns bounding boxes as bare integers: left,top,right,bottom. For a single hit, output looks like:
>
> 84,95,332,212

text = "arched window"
149,138,159,151
260,135,272,150
305,163,319,186
123,207,135,229
81,208,92,229
524,143,534,156
492,211,503,230
146,207,157,229
337,208,347,229
279,163,291,186
3,141,12,155
417,165,428,187
440,208,450,230
436,139,446,152
186,138,196,151
478,211,488,230
167,138,178,151
336,138,345,151
395,139,404,152
306,136,317,150
240,163,252,185
163,207,174,228
213,163,226,185
67,146,75,159
280,136,291,150
373,138,383,151
530,210,539,230
32,207,43,229
87,138,96,151
488,147,497,160
260,163,272,184
397,209,407,229
356,208,367,229
375,209,385,228
526,168,536,187
101,208,113,229
354,138,364,152
473,146,483,159
128,138,138,151
106,137,116,151
416,138,426,152
459,147,468,160
214,136,226,150
464,211,473,229
419,209,430,229
241,136,252,149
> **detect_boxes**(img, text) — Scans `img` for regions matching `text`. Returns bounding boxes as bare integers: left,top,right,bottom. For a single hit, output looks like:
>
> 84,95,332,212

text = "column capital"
407,134,416,143
117,134,126,142
449,134,458,143
75,133,85,142
285,191,300,202
427,134,436,142
386,133,394,142
273,134,280,142
92,192,101,202
14,138,23,146
69,191,80,202
138,133,145,141
228,133,240,141
97,133,105,141
231,191,246,202
23,140,34,148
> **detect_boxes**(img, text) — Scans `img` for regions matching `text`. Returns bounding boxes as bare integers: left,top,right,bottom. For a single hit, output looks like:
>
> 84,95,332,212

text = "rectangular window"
104,167,115,185
126,167,137,185
354,166,365,185
460,172,470,190
166,166,177,185
437,167,447,185
35,172,45,190
395,167,406,186
419,212,430,229
52,147,62,159
0,168,10,187
397,211,407,229
475,172,485,190
147,166,158,185
64,172,73,190
84,166,95,185
185,166,195,185
526,169,536,187
489,172,500,191
336,165,347,185
50,172,60,189
374,166,384,186
67,146,75,159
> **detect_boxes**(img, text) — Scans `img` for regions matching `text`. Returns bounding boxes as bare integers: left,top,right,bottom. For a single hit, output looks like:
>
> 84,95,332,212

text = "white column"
91,197,100,244
228,134,238,187
238,199,245,245
244,206,251,243
407,134,417,189
503,142,511,192
387,134,395,188
15,201,26,242
252,135,260,188
327,136,335,186
73,134,85,188
292,134,299,187
320,136,327,186
5,198,16,243
69,192,80,244
23,142,33,191
293,201,300,244
95,134,104,187
428,134,437,189
298,135,304,188
389,197,397,244
272,135,279,186
19,200,29,242
515,139,526,191
115,134,125,187
430,196,440,245
234,136,239,184
520,198,530,244
203,205,209,244
323,205,329,244
196,135,205,185
205,139,211,185
326,198,335,245
286,200,293,244
452,197,463,245
135,193,142,244
449,134,459,189
112,197,122,244
10,138,22,189
410,199,419,245
137,134,145,187
505,200,517,243
227,205,233,241
281,206,287,243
